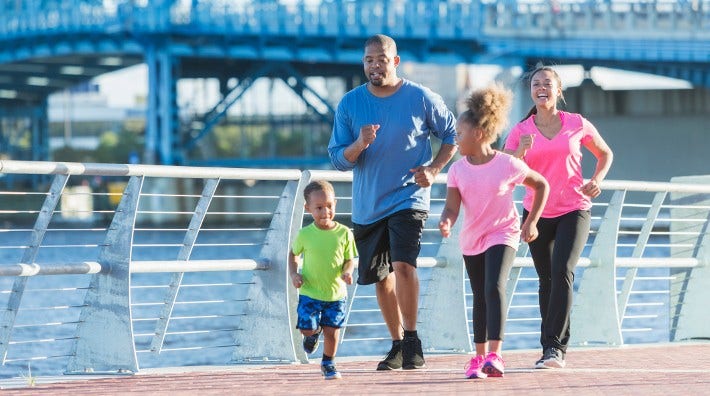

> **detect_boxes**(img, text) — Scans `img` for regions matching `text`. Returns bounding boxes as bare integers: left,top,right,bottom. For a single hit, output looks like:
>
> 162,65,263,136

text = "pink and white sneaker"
464,355,488,379
482,352,505,377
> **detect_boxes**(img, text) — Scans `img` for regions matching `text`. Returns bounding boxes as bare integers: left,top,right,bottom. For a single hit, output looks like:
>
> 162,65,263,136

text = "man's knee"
393,261,417,280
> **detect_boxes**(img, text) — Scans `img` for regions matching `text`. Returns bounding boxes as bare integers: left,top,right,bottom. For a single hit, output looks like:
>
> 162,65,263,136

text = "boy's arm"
340,258,355,285
288,251,303,288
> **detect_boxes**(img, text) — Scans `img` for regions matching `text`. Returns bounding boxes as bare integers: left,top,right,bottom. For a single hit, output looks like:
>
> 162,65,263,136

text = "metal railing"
1,1,708,41
0,160,708,378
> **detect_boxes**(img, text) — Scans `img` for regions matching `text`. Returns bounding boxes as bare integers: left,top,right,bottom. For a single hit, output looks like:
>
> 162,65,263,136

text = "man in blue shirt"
328,34,457,371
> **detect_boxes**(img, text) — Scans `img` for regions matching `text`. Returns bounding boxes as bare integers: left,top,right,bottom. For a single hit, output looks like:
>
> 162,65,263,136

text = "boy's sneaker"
401,336,426,370
376,341,402,370
302,328,321,355
482,352,505,377
321,362,342,380
542,347,566,368
464,355,488,379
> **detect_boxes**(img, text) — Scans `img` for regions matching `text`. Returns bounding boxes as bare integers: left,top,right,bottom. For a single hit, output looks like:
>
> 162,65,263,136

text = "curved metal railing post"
230,178,301,364
571,190,625,346
670,175,710,341
66,175,143,374
419,213,471,353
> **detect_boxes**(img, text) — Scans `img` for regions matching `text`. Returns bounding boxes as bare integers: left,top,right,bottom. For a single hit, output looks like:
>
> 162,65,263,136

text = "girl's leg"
480,245,515,378
464,254,487,345
483,245,516,349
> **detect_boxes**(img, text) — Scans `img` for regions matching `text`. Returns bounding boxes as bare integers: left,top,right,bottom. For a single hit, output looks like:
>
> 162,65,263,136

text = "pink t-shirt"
447,152,529,256
504,111,598,218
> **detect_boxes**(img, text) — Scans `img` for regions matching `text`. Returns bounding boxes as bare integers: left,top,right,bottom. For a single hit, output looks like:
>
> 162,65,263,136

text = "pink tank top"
504,111,597,218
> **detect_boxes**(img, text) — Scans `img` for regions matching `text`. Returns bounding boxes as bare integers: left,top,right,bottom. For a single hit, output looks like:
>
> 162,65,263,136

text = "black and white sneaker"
303,328,322,354
534,348,550,369
542,347,566,368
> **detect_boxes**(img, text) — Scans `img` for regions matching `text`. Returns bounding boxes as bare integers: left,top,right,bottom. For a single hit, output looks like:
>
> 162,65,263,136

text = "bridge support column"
146,47,180,164
30,101,49,162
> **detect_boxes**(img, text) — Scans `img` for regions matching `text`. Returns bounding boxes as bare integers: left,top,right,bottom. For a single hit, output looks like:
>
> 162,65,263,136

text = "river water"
0,230,672,378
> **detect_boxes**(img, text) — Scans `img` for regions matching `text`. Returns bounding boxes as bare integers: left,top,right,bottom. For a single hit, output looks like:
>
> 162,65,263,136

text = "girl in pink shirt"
439,84,549,379
504,66,613,370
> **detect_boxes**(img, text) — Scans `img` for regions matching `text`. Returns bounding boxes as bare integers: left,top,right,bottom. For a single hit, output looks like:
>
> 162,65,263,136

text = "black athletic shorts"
353,209,427,285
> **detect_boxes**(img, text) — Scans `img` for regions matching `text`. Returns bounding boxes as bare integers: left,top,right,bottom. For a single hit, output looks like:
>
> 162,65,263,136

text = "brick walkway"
2,342,709,395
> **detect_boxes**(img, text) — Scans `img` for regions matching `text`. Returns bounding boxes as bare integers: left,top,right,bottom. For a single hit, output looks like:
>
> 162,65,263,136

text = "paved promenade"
1,342,708,395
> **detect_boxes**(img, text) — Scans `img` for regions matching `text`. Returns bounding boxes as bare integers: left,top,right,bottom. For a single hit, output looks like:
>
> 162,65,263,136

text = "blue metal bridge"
0,0,708,165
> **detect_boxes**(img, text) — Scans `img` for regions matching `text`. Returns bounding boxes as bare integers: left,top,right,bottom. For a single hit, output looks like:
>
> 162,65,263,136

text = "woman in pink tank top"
504,66,613,370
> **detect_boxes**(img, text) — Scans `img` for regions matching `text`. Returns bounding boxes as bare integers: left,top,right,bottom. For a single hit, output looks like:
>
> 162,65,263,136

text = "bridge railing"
1,1,708,41
482,0,710,39
0,160,708,377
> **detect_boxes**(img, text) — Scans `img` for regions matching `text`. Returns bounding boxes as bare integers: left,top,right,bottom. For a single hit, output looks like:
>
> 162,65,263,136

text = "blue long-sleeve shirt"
328,79,457,225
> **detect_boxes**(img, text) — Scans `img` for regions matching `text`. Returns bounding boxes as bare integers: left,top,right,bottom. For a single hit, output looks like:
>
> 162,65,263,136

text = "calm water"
0,231,672,378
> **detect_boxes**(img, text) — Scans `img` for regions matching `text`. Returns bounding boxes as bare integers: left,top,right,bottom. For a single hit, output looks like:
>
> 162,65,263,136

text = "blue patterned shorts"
296,294,347,330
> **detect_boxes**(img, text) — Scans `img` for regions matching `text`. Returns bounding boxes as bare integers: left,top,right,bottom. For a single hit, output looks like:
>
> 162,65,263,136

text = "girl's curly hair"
458,83,513,144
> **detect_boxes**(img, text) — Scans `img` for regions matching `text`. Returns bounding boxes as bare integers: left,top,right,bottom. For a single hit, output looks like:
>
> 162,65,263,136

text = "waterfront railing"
0,160,708,377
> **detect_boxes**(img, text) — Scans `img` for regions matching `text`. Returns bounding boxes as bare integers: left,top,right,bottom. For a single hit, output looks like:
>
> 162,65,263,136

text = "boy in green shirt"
289,180,357,380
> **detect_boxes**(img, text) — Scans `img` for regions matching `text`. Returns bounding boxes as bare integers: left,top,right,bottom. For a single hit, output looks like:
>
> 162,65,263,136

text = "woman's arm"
521,170,549,243
581,132,614,198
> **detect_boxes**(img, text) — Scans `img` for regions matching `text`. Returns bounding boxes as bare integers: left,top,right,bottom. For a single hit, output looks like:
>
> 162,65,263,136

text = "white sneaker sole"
534,361,550,369
542,359,566,369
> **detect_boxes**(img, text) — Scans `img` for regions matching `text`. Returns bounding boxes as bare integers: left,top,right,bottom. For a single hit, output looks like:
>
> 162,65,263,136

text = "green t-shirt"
291,222,358,302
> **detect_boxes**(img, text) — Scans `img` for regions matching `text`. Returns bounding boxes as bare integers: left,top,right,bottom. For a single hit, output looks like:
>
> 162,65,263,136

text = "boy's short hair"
303,180,335,202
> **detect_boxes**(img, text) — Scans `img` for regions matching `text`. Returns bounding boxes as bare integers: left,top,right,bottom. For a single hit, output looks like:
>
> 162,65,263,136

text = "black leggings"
523,209,591,353
464,245,516,344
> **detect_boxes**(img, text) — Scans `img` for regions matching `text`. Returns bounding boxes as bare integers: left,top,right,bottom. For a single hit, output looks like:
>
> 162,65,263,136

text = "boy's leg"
320,300,346,380
321,326,339,358
296,295,323,354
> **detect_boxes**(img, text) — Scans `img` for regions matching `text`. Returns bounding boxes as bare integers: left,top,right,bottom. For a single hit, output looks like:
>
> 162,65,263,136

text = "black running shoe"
376,341,403,370
303,328,321,354
401,336,425,369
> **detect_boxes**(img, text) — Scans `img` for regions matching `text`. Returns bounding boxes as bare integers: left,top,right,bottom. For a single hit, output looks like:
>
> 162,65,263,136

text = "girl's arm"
521,170,549,243
439,187,462,238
